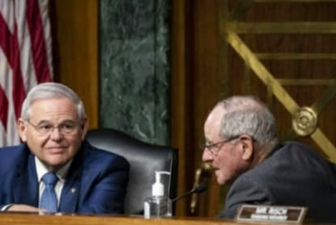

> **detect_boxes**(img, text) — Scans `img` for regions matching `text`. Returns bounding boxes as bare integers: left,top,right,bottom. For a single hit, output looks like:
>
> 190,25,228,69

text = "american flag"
0,0,53,147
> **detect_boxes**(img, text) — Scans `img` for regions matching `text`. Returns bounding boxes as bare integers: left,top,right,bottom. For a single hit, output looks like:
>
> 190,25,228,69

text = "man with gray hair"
202,95,336,223
0,82,129,214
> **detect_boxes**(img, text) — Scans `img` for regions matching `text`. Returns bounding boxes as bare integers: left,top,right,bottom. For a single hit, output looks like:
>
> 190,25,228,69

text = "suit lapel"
59,173,80,213
13,153,39,206
59,149,83,213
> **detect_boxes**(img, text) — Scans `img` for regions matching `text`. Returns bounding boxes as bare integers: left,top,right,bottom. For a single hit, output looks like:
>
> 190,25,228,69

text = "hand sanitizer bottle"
144,171,172,219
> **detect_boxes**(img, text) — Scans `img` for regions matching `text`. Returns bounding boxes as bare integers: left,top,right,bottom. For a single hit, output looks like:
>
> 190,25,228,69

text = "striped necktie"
40,172,58,212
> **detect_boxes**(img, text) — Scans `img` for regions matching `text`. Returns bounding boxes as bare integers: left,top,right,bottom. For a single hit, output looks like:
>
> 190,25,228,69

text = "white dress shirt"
35,157,72,208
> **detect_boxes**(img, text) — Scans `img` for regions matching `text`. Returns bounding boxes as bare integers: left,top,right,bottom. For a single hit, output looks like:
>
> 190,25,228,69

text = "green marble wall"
99,0,171,145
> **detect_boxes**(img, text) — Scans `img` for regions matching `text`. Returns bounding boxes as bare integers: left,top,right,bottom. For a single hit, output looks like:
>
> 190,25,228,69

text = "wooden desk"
0,213,239,225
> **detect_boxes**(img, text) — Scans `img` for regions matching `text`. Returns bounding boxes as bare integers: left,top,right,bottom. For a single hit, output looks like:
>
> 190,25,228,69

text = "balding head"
216,95,278,154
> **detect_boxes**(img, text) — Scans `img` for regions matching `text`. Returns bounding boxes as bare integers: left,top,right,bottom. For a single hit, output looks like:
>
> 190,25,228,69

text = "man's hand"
6,204,45,213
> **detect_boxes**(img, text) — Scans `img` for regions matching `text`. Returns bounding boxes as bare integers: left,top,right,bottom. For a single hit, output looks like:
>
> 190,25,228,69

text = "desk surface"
0,213,254,225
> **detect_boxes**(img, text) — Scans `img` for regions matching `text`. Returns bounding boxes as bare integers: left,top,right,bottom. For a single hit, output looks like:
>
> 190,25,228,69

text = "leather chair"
86,128,178,215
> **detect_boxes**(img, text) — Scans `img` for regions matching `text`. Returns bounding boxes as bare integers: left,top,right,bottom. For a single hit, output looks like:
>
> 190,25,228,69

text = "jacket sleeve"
217,177,274,218
77,155,130,214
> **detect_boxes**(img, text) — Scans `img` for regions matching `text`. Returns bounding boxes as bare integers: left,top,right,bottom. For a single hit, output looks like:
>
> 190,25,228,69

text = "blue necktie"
40,172,58,212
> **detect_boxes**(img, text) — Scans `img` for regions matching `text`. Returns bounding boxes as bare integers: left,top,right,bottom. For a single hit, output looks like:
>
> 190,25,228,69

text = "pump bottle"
144,171,172,219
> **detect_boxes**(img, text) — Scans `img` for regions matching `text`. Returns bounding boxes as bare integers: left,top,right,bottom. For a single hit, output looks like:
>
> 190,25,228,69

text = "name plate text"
235,205,307,224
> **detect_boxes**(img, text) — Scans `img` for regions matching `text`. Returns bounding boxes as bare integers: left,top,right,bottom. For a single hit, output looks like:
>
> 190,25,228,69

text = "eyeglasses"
202,136,239,156
26,120,81,135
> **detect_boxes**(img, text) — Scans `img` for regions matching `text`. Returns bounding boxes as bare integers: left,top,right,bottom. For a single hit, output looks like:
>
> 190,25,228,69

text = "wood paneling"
171,0,191,216
51,0,98,128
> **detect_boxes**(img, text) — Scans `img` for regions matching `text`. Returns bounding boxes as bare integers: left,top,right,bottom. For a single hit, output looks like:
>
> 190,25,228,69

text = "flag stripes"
0,0,53,147
26,0,52,83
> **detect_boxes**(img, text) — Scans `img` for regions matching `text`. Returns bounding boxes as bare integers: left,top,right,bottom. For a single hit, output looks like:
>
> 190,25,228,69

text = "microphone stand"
171,184,207,203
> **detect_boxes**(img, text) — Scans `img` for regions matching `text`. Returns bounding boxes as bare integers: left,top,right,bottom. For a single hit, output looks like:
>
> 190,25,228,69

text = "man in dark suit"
0,82,129,214
202,95,336,223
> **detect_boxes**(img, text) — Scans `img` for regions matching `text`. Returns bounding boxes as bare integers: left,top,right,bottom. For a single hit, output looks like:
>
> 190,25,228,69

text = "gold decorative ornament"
190,163,212,213
292,107,318,137
223,2,336,160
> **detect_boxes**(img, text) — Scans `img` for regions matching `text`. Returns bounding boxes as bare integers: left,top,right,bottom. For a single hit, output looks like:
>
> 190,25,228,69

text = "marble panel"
99,0,171,145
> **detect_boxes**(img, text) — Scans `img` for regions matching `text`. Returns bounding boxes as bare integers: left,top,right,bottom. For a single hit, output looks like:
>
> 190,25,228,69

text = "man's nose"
202,148,214,161
50,127,63,139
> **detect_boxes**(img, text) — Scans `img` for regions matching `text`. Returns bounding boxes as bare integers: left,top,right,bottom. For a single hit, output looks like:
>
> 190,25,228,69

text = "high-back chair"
86,128,178,215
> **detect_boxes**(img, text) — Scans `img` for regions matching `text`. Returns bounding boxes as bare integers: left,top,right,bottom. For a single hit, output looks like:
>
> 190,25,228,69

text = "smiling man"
0,82,129,214
202,95,336,223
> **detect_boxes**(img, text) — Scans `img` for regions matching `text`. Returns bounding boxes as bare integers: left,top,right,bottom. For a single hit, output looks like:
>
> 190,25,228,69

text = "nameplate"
235,204,307,224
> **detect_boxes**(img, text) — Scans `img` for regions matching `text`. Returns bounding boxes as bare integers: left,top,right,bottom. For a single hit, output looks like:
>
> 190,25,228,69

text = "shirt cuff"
1,204,13,211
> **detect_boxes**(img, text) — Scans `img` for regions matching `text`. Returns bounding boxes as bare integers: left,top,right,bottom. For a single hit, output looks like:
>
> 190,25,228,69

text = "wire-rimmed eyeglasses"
201,136,239,156
26,120,81,135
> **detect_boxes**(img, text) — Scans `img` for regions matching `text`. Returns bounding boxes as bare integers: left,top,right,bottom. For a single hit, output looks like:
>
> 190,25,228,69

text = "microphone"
171,184,207,202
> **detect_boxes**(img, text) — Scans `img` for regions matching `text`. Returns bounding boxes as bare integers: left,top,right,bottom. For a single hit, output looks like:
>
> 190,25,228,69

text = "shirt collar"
35,157,72,182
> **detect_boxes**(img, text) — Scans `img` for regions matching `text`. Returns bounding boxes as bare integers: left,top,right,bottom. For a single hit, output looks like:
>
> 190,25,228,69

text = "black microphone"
171,184,207,202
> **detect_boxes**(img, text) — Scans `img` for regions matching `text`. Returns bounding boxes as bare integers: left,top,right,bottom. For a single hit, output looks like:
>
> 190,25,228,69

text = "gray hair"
217,95,278,153
20,82,86,121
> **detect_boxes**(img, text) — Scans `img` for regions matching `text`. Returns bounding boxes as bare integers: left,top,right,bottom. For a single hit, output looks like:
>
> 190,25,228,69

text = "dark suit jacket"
0,140,129,214
218,141,336,223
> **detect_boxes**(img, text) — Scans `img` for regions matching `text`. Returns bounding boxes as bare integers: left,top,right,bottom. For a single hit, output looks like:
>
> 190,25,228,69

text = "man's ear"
17,119,27,142
239,135,254,161
81,118,89,140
